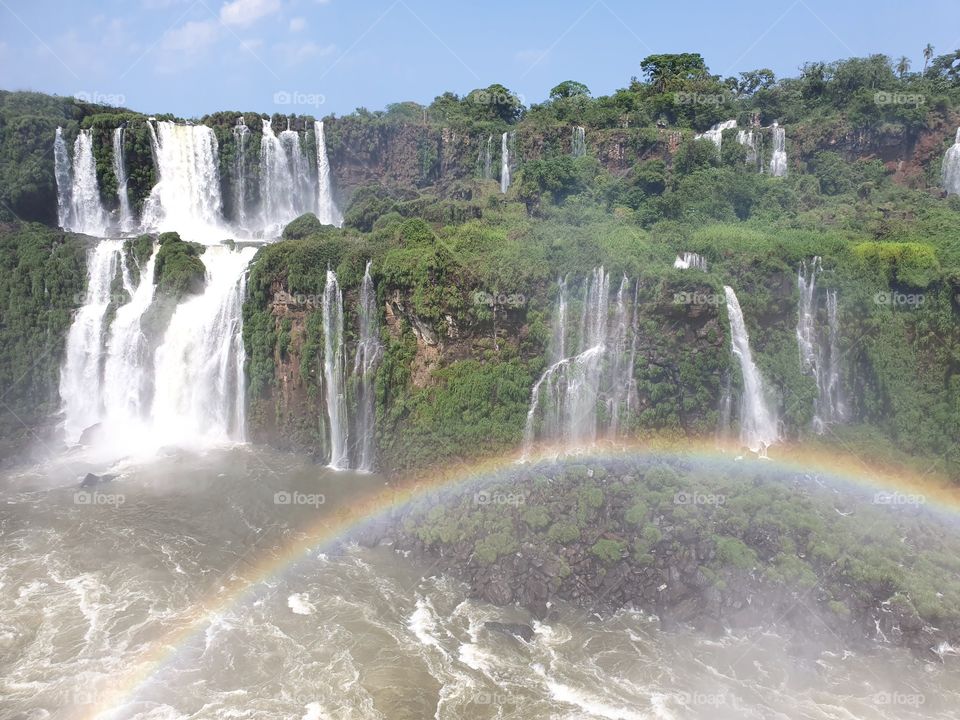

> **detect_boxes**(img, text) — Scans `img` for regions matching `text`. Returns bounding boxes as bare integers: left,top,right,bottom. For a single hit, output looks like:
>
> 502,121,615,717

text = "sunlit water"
1,448,958,719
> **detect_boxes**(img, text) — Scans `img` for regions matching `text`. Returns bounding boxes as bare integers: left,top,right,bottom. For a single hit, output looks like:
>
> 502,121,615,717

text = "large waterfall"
141,120,224,240
723,286,778,454
942,128,960,196
524,268,629,455
60,240,255,452
352,261,382,471
259,119,299,233
796,258,846,433
769,123,788,177
232,117,251,229
314,121,343,227
500,132,512,193
112,127,135,233
323,269,349,469
572,126,586,157
54,128,109,235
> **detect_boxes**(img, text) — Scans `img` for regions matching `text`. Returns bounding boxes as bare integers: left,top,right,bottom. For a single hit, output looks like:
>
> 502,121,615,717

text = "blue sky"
0,0,957,118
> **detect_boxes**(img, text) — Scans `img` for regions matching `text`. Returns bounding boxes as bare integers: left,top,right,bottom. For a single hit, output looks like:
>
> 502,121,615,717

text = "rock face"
376,456,960,658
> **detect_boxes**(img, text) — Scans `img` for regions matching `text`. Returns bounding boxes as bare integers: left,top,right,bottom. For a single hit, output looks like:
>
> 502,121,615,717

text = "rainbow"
86,438,959,718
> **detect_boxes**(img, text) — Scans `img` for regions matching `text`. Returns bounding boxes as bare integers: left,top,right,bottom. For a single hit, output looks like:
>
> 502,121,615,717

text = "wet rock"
79,472,116,487
484,621,534,642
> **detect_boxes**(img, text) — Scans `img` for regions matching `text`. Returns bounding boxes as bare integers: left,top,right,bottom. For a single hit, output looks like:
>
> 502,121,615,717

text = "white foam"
288,593,316,615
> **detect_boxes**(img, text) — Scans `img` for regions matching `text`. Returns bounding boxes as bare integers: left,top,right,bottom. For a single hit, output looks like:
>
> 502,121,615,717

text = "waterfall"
523,268,611,455
736,129,759,168
606,275,633,437
673,252,707,271
112,127,135,233
60,241,122,443
716,372,733,446
695,119,737,152
479,134,493,180
323,269,349,469
796,258,846,433
141,120,224,240
723,286,778,454
314,120,343,227
150,246,255,446
54,127,72,230
572,126,586,157
352,261,382,472
500,132,511,193
280,124,314,218
769,123,788,177
232,117,250,228
259,119,298,233
942,128,960,196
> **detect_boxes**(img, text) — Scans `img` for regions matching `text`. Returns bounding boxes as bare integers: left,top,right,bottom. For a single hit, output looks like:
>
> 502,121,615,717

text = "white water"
606,275,635,438
479,134,493,180
736,129,760,168
323,269,349,469
769,123,788,177
695,119,737,152
112,127,135,233
942,127,960,196
55,129,109,235
315,120,343,227
723,286,778,454
259,119,299,234
673,252,707,271
53,127,72,230
571,126,586,157
281,124,315,219
352,261,382,472
59,241,121,443
500,132,511,194
141,120,225,241
232,117,251,229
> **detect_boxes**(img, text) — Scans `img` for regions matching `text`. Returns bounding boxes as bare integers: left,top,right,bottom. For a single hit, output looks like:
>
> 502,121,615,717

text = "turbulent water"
54,128,109,236
2,448,959,720
943,127,960,196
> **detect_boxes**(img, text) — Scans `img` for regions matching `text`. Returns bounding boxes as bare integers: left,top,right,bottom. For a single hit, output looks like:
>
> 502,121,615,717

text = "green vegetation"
153,232,206,299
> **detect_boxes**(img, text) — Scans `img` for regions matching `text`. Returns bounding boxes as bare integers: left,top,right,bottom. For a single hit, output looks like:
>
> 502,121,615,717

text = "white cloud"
220,0,282,27
161,19,220,53
273,40,335,66
289,17,306,32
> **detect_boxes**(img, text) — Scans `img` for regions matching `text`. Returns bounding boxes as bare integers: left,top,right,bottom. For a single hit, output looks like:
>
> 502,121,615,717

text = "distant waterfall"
314,121,343,227
60,241,121,442
280,124,314,217
323,269,349,469
54,127,72,230
572,126,586,157
478,134,493,180
141,120,224,239
942,128,960,195
696,119,737,152
352,261,382,471
53,128,109,235
723,286,778,454
769,123,788,177
523,268,615,455
232,117,250,228
259,119,298,233
112,127,135,233
796,258,846,433
500,132,511,193
673,252,707,271
736,129,760,168
606,275,636,437
716,373,733,446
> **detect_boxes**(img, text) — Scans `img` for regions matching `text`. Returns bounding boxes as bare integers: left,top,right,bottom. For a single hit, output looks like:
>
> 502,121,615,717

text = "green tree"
640,53,710,92
549,81,591,100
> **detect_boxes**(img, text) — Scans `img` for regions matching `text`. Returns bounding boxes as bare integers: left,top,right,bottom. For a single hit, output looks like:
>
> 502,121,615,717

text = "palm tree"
896,56,911,78
923,44,935,74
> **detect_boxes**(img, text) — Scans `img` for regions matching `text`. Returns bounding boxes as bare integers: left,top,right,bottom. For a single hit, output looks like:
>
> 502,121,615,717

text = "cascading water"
769,123,788,177
281,123,314,218
523,268,611,455
232,117,250,229
141,120,224,240
112,127,135,233
723,286,778,454
572,126,586,157
60,241,121,443
942,128,960,196
796,258,846,433
479,134,493,180
673,252,707,271
323,269,349,469
54,128,109,235
736,129,759,168
716,372,733,446
314,120,343,227
696,119,737,152
53,127,72,230
606,275,634,437
500,132,511,194
352,261,382,472
259,119,298,233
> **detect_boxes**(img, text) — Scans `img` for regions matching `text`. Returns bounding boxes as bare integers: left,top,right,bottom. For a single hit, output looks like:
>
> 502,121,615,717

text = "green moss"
590,538,625,564
153,232,206,299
